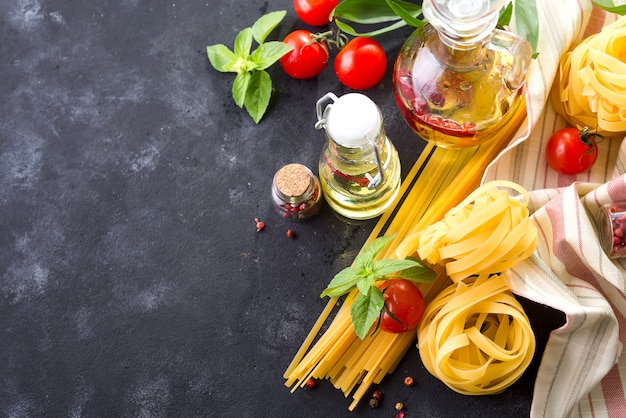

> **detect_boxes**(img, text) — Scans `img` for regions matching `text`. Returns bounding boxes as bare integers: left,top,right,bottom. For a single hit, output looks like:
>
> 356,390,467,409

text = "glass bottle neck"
327,126,386,160
430,28,490,71
422,0,502,69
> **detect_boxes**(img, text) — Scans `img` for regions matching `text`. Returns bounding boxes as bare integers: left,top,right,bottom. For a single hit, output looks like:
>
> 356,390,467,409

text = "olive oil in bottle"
393,0,532,148
315,92,401,220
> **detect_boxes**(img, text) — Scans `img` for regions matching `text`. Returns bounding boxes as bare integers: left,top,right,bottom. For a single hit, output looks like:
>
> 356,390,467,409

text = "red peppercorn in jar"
271,163,322,220
600,203,626,259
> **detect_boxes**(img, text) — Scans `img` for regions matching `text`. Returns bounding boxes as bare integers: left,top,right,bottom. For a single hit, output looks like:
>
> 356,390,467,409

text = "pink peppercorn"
254,218,265,232
371,390,383,401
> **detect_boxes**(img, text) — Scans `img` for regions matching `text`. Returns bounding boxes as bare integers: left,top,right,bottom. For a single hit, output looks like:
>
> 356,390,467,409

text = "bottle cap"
325,93,381,148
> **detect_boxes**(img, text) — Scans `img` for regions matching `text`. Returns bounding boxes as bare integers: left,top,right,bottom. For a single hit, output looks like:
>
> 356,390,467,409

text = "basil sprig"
206,11,293,123
321,235,436,340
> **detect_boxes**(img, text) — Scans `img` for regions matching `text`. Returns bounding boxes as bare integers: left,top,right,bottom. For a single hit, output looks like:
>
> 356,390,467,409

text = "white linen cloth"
483,1,626,416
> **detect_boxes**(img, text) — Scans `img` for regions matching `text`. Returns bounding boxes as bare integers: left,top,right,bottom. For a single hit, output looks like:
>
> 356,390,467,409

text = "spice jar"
393,0,532,147
599,203,626,258
315,92,401,220
271,163,322,220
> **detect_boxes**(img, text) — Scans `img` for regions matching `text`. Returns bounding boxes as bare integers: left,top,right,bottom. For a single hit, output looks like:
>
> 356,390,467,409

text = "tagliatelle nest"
417,274,535,396
416,181,538,283
552,16,626,135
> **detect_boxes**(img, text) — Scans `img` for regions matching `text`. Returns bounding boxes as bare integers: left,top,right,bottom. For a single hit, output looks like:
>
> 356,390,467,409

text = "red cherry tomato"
294,0,338,26
334,37,387,90
545,127,599,175
280,30,329,79
378,279,425,334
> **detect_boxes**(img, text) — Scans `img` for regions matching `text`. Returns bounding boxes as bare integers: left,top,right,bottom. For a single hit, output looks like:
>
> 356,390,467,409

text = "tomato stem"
381,305,407,329
579,126,603,158
309,29,349,50
378,284,408,331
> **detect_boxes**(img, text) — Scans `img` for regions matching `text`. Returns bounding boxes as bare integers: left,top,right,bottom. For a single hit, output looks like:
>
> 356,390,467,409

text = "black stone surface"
0,1,565,417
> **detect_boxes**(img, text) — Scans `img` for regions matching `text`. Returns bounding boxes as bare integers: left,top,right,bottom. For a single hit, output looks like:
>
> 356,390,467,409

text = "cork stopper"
275,164,311,198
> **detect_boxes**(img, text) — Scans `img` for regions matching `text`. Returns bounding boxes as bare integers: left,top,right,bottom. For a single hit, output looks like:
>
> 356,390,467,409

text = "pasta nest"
553,16,626,135
416,181,538,283
417,273,535,395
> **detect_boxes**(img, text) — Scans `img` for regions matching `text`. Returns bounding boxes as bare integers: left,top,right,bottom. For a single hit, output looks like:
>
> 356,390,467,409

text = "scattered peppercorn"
371,389,383,401
254,217,265,232
404,376,414,387
305,378,316,389
395,412,405,418
286,229,295,239
395,402,404,411
368,398,379,409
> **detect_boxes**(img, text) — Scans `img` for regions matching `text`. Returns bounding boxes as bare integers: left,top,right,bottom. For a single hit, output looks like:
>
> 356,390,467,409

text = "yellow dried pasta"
417,274,535,395
553,16,626,135
414,180,537,282
284,101,528,410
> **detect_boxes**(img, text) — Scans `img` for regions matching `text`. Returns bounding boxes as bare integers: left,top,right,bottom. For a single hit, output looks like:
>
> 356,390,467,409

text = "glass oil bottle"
315,92,401,220
393,0,532,148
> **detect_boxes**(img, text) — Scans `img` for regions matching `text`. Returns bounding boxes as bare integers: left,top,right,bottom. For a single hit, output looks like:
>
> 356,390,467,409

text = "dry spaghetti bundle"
417,273,535,395
553,16,626,134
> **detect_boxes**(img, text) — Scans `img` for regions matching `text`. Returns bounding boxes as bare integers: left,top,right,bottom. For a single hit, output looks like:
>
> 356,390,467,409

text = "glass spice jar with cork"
599,203,626,259
271,163,322,220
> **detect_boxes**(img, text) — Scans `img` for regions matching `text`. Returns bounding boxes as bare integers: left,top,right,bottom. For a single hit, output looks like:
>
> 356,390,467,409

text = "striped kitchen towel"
484,0,626,417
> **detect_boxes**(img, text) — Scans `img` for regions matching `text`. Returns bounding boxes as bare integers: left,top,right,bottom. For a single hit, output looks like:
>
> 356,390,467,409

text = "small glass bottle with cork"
271,163,322,220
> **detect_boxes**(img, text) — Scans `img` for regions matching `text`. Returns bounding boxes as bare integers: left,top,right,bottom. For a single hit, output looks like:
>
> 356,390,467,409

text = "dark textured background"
0,0,564,416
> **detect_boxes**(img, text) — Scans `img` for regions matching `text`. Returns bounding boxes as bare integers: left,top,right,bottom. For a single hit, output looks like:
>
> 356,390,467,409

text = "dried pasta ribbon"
417,274,535,395
553,16,626,135
415,181,538,282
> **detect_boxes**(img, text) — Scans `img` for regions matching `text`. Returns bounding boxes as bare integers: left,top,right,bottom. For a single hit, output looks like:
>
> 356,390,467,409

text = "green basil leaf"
498,2,513,27
244,70,272,123
206,44,238,73
320,267,360,297
354,235,395,270
514,0,539,54
351,287,384,340
395,256,436,283
251,41,293,70
252,10,287,44
356,273,376,296
332,0,419,24
372,258,423,277
592,0,626,14
235,27,253,58
232,71,251,108
385,0,424,28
